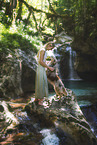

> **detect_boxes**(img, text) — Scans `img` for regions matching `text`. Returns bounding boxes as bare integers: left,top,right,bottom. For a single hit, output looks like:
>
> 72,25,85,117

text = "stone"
25,59,97,145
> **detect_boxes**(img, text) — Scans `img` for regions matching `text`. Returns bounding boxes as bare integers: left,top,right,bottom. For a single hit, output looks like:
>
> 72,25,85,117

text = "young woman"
35,42,55,105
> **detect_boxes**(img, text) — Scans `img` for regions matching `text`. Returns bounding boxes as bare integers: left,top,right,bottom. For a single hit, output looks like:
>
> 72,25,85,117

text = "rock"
55,31,72,43
0,101,19,133
25,91,96,145
25,59,97,145
0,48,37,98
0,54,23,99
21,63,36,93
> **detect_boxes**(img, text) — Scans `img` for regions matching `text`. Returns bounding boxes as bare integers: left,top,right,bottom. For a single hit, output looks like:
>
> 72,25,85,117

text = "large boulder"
0,48,37,99
25,90,96,145
0,51,23,99
25,59,97,145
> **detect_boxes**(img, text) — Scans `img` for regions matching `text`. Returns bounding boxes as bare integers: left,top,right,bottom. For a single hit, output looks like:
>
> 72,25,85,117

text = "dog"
46,58,67,98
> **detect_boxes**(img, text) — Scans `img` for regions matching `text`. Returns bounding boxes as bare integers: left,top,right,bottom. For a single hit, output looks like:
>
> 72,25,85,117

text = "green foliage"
0,32,33,51
0,22,43,60
0,0,97,51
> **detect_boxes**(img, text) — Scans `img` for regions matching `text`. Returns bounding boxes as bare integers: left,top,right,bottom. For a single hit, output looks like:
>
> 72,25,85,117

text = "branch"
47,0,57,14
19,0,43,13
19,0,68,19
19,0,38,30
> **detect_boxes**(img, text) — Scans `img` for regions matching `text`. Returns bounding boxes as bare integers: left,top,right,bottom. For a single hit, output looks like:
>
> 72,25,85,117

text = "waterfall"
40,129,59,145
67,47,81,80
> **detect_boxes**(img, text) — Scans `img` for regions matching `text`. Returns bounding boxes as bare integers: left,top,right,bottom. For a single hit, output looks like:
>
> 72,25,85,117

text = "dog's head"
46,59,58,81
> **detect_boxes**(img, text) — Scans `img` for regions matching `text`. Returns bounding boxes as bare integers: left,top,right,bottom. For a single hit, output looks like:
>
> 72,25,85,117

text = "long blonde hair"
37,41,54,59
44,41,54,49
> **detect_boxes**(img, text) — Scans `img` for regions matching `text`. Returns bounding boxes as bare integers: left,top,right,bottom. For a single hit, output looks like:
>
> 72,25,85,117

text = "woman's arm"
39,50,54,71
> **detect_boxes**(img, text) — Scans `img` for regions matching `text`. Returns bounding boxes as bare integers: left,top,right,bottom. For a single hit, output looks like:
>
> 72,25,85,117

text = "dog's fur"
46,59,67,98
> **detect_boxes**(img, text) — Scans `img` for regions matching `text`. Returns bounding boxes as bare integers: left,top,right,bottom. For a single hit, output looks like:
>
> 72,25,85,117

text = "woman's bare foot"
34,99,43,105
38,99,43,105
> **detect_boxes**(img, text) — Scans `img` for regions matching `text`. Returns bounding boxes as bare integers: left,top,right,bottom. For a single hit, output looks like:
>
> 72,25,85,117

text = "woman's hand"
48,67,55,71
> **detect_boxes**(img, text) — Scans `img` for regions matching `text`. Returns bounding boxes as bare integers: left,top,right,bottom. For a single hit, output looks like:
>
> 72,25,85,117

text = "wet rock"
81,103,97,136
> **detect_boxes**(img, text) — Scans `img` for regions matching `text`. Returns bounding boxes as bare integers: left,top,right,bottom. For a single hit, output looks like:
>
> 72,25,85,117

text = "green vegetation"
0,22,42,57
0,0,97,55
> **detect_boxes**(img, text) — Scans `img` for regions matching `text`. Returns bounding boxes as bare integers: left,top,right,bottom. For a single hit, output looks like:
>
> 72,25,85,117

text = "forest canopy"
0,0,96,34
0,0,97,53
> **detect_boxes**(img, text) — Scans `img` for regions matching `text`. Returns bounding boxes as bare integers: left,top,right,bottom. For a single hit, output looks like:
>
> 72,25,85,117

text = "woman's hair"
44,41,55,49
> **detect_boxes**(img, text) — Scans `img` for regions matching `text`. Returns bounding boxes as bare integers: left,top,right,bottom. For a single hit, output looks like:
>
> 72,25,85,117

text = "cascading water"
40,129,60,145
67,47,82,80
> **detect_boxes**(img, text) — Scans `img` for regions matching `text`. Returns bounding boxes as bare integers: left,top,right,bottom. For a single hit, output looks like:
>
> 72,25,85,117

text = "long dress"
35,48,48,99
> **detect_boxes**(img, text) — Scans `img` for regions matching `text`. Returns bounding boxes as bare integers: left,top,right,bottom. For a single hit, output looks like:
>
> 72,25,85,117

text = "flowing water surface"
63,80,97,105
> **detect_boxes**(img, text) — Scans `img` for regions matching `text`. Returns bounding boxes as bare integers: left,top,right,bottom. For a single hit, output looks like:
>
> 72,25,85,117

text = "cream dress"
35,48,48,99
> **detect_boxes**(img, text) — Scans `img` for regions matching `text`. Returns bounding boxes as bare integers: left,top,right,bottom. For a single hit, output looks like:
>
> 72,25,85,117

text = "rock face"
0,52,23,98
72,36,97,81
0,49,36,99
25,60,97,145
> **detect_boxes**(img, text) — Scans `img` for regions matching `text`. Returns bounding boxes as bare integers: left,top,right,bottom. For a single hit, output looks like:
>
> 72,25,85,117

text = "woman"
35,42,55,105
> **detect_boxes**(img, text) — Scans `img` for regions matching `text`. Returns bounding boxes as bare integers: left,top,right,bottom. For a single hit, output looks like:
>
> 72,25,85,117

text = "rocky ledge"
25,88,97,145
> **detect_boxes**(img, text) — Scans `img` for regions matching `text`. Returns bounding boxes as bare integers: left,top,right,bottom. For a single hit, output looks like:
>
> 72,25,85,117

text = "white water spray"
40,129,59,145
